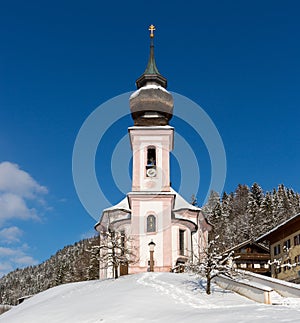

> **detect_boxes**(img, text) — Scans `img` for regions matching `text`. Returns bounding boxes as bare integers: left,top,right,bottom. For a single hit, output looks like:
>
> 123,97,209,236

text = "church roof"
102,196,131,214
130,25,173,126
96,189,211,232
100,188,201,216
171,188,201,212
135,25,167,89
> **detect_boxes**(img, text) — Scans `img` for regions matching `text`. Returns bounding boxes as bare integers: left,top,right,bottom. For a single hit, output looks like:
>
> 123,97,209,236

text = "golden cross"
149,24,156,38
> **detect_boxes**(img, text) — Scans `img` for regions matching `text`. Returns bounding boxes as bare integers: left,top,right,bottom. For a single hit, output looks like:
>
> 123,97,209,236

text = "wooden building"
225,239,270,275
256,213,300,283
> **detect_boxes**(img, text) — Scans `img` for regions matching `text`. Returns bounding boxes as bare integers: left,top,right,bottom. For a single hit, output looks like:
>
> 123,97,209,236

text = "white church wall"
172,226,179,266
139,200,164,268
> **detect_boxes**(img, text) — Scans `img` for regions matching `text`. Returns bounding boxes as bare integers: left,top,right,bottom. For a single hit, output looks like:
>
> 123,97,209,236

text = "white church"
95,26,211,278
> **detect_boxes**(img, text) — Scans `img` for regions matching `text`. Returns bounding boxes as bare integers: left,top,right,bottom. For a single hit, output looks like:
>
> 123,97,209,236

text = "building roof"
171,188,201,212
224,239,270,254
102,196,131,214
256,213,300,243
98,189,202,220
130,26,173,126
135,30,167,89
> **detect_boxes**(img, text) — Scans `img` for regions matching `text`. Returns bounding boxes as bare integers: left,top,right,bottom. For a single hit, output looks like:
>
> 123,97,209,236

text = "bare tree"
99,230,137,279
188,235,235,294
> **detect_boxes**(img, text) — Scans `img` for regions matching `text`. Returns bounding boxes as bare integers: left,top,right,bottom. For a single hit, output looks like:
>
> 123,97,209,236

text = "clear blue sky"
0,0,300,276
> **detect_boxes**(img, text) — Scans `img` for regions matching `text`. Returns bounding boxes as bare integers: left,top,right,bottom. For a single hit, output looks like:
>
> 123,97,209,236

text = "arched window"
147,215,156,232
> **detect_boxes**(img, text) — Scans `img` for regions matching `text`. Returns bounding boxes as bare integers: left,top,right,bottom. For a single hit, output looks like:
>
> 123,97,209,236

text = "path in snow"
138,272,221,309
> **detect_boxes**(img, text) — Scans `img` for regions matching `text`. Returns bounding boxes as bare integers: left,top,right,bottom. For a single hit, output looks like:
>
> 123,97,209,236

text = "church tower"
95,26,211,278
128,25,175,272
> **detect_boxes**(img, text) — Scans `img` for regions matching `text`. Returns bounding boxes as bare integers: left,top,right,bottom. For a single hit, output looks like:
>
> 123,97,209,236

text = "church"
95,25,211,278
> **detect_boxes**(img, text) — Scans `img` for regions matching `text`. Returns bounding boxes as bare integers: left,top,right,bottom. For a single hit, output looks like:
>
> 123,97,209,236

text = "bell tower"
129,25,174,193
128,25,175,272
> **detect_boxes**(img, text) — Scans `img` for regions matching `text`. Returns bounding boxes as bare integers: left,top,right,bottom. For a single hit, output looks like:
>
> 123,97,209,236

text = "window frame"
146,214,156,233
274,244,281,256
179,229,185,256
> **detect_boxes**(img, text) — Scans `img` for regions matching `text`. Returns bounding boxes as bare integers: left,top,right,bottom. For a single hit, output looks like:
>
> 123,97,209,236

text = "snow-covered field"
1,272,300,322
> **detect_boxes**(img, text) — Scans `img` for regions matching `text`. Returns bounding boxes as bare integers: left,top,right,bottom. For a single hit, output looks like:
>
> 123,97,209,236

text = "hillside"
0,236,100,305
1,182,299,306
1,272,300,322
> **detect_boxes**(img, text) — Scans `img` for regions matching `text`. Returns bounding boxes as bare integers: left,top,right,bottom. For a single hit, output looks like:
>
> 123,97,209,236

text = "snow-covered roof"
256,213,300,242
224,239,269,254
128,125,174,130
126,188,201,212
130,84,170,100
102,196,131,214
171,188,201,212
97,189,209,230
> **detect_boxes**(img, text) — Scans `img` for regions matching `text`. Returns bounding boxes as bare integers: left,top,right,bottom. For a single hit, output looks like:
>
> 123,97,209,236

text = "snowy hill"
1,273,300,322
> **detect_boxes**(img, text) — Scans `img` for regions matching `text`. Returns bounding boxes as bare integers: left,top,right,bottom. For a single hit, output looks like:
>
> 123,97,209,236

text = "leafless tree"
99,230,137,279
187,235,236,294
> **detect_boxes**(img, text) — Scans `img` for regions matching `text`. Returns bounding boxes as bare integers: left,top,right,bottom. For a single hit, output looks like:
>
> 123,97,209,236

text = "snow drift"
1,273,300,322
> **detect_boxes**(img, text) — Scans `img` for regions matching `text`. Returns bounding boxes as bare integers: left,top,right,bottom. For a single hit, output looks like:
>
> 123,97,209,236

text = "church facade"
95,26,211,278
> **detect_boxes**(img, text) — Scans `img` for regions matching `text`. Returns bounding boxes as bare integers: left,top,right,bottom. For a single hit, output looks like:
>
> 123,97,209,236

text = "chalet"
224,239,270,275
256,213,300,283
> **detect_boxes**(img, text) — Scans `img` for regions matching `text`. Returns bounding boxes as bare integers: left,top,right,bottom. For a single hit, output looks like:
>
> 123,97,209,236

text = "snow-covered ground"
1,272,300,322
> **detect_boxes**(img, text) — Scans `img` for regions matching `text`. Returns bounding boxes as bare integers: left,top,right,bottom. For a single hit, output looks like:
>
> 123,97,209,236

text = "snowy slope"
1,273,300,322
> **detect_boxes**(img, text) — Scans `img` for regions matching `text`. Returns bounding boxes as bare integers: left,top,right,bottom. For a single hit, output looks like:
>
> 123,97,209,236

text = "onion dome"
130,25,174,126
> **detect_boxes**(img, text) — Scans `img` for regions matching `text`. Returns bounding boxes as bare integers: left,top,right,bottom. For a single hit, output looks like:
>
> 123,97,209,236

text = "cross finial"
149,24,156,38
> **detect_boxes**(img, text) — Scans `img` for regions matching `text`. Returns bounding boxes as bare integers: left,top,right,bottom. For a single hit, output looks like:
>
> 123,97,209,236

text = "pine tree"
202,190,220,218
246,183,263,239
259,192,274,235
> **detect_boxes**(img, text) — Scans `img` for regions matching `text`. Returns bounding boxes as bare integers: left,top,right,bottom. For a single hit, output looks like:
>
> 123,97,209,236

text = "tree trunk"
114,264,118,279
206,273,211,295
112,244,118,279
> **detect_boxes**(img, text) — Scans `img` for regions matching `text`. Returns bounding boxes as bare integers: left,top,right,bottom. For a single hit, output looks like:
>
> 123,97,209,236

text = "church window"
147,215,156,232
146,147,157,177
147,147,156,166
179,229,185,255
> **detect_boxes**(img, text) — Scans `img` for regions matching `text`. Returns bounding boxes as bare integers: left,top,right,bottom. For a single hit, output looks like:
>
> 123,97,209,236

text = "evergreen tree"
202,190,220,218
246,183,263,239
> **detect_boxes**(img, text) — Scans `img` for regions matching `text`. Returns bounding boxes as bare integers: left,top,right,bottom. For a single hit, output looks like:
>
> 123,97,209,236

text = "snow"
1,272,300,322
101,188,201,215
130,84,170,99
102,197,131,214
171,188,201,212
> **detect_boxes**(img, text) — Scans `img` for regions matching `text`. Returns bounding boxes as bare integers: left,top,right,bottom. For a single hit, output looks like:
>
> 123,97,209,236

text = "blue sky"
0,0,300,276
